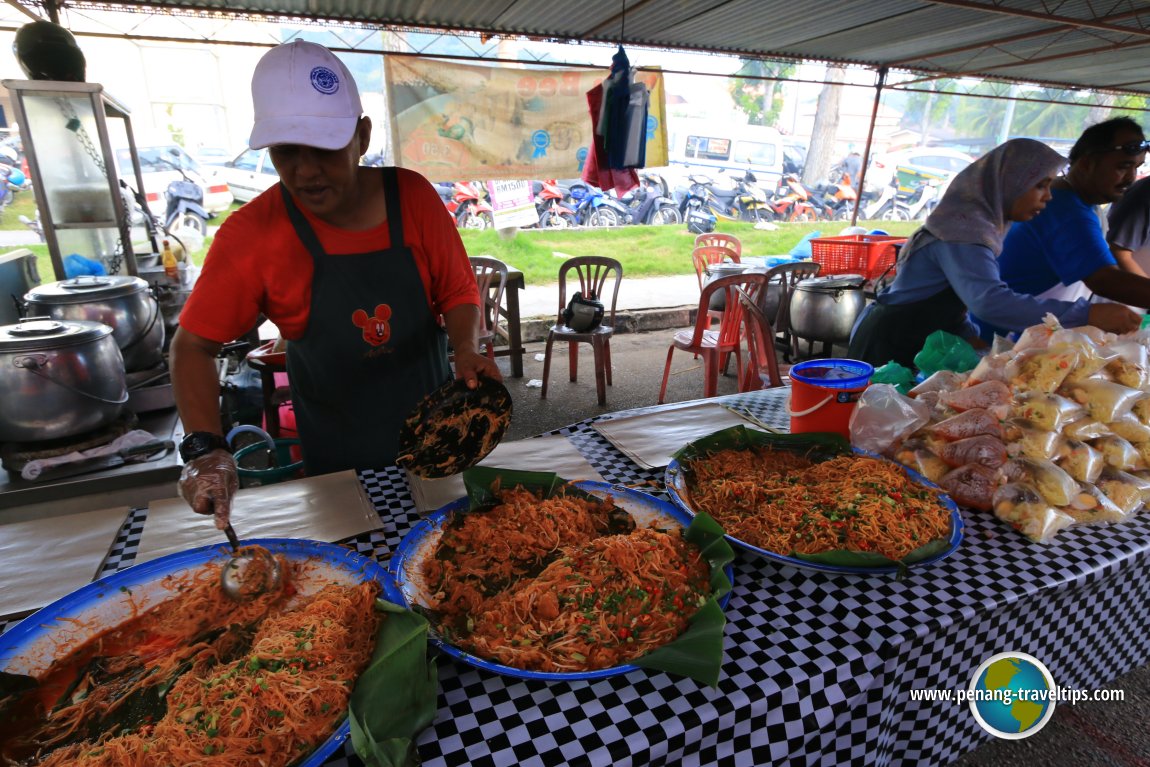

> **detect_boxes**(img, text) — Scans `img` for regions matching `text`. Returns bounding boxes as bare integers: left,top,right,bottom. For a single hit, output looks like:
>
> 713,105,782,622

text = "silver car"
217,148,280,203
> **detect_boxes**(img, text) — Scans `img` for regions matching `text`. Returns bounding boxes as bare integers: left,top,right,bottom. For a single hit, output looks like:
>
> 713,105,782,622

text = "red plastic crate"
809,234,907,282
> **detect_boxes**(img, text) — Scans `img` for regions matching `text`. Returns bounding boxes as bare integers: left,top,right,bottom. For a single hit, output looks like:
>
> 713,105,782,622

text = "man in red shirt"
172,40,499,527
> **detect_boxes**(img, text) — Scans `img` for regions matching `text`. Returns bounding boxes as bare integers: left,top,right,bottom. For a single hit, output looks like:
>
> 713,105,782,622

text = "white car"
217,148,280,203
866,147,975,195
116,145,234,218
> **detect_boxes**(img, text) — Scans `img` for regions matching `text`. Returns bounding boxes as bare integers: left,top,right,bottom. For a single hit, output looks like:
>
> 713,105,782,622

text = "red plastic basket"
809,234,907,282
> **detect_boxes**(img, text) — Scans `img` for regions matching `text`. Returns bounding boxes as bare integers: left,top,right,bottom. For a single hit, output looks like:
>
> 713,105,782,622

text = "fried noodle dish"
0,548,381,767
422,485,712,673
683,448,951,560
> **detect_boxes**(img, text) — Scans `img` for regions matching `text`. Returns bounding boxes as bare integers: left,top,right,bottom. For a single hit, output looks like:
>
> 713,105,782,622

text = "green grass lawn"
459,219,919,285
3,191,918,286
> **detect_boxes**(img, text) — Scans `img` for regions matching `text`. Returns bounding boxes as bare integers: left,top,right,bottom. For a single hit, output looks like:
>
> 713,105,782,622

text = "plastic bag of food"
1056,439,1106,484
1062,417,1111,442
938,463,1000,511
908,370,968,398
914,330,981,375
1131,441,1150,469
1050,334,1118,384
992,482,1075,544
1091,434,1145,471
1012,318,1059,353
1107,415,1150,444
1012,392,1085,432
1001,457,1079,507
914,390,943,413
929,408,1004,441
1003,418,1065,461
1097,468,1147,514
966,353,1009,385
938,434,1008,469
1105,340,1150,389
1125,469,1150,503
1061,379,1144,423
1133,398,1150,427
1005,345,1081,393
849,384,933,456
940,380,1013,416
1063,482,1130,525
892,447,951,485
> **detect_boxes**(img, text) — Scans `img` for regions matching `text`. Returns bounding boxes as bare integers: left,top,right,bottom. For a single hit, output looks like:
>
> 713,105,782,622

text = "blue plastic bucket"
234,438,304,488
788,358,874,437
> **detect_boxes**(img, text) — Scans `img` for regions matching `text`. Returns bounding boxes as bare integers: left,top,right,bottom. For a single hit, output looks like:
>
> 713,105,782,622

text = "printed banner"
385,56,667,182
486,180,538,229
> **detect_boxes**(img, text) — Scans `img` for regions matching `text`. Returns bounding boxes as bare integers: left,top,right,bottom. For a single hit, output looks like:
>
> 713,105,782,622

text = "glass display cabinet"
2,79,158,279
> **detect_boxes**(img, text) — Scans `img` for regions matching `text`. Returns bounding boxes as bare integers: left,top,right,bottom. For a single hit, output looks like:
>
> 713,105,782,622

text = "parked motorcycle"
567,182,630,227
861,177,902,220
620,173,681,226
161,163,210,253
764,173,816,222
676,172,769,224
532,179,578,228
450,180,495,230
809,170,858,221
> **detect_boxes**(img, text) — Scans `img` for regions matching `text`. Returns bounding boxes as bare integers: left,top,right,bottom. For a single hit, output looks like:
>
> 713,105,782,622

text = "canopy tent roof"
22,0,1150,97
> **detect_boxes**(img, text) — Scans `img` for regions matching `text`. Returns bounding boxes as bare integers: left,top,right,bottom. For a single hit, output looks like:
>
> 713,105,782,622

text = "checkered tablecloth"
6,387,1150,766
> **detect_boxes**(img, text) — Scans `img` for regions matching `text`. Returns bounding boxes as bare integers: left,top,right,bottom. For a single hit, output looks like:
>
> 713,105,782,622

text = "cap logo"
310,65,340,95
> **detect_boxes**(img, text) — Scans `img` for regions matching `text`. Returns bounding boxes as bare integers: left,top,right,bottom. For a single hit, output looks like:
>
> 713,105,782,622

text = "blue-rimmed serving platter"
0,538,390,767
665,447,964,575
384,481,734,681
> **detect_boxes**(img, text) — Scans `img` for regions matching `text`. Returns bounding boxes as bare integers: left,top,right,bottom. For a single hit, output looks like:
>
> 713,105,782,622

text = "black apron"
847,284,967,369
282,169,451,475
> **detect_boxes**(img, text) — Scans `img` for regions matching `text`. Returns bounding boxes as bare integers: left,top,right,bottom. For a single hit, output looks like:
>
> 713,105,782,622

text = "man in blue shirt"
980,118,1150,339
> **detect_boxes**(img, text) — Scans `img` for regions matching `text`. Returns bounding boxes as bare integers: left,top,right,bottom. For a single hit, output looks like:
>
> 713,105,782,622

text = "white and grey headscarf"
921,137,1067,254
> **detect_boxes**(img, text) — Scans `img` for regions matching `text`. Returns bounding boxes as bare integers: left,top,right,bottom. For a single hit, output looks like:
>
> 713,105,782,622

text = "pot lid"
25,275,148,304
796,274,866,290
0,318,112,351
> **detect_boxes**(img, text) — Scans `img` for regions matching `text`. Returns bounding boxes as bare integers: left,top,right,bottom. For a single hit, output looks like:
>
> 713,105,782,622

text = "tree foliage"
729,58,796,127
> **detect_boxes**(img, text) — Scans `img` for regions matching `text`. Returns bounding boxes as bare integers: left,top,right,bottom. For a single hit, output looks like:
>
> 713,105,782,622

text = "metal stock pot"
24,275,164,372
0,319,128,442
788,274,867,346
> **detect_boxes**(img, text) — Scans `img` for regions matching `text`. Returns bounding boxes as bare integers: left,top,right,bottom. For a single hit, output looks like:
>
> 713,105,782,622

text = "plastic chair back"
695,232,742,258
736,286,784,390
691,245,741,291
469,255,509,355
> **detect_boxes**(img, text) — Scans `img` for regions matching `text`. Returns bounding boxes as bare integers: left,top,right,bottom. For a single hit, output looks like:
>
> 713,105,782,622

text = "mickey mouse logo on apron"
351,304,392,346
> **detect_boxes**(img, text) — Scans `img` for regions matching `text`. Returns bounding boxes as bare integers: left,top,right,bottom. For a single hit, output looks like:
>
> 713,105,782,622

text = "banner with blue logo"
384,56,667,181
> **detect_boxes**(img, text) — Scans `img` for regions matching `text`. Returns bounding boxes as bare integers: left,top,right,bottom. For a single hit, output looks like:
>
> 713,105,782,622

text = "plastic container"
788,358,874,437
234,438,304,488
809,234,907,281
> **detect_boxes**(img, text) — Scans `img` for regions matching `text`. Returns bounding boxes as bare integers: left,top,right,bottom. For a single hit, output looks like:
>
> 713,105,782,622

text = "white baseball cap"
248,40,363,151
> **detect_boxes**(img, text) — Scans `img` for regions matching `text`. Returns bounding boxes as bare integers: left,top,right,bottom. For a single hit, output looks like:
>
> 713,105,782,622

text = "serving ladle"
219,523,282,601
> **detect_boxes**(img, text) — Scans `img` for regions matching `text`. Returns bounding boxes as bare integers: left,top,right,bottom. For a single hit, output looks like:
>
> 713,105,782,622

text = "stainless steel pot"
0,319,128,442
789,274,867,345
24,275,165,373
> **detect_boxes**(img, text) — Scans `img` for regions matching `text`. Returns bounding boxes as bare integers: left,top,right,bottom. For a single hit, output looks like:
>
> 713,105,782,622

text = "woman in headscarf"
848,138,1140,368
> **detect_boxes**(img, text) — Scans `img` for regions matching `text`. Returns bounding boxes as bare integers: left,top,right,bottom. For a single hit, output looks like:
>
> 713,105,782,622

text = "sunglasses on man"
1110,139,1150,155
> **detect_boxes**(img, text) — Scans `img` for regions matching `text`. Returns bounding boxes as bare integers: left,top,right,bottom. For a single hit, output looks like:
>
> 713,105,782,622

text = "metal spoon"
219,524,282,601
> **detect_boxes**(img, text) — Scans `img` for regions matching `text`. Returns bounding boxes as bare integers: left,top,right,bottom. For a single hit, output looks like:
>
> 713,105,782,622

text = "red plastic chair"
691,245,741,293
469,255,509,359
658,272,767,403
541,256,623,406
695,232,743,259
736,286,784,391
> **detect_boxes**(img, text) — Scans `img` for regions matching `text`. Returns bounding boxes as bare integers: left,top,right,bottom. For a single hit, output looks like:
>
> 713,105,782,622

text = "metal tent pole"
852,66,887,226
